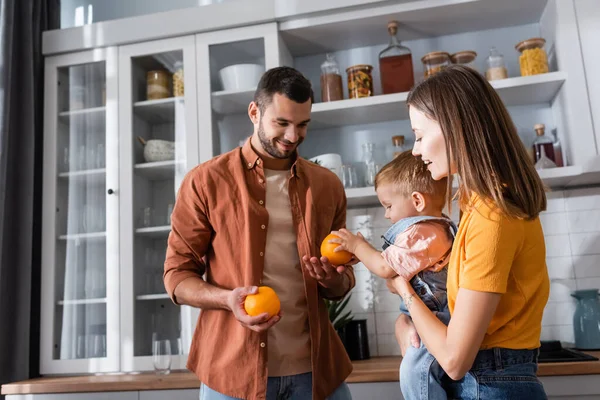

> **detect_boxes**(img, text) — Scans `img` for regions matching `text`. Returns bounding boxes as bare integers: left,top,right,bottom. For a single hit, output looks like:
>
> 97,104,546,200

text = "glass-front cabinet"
41,48,120,374
118,36,199,372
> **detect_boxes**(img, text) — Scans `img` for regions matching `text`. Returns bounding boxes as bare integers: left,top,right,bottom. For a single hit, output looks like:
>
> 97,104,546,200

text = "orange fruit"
244,286,281,318
320,233,353,266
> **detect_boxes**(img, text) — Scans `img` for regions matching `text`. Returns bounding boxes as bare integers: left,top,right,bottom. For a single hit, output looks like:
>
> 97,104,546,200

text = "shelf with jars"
309,72,566,129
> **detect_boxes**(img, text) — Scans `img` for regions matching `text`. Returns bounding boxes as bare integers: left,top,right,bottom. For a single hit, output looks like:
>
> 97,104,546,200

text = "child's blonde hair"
375,150,448,210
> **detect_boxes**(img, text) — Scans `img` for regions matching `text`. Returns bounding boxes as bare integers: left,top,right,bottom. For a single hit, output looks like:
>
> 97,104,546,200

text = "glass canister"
379,21,414,94
392,135,406,158
320,54,343,102
346,64,374,99
362,142,377,186
172,61,184,97
147,70,170,100
485,47,508,80
516,37,549,76
572,289,600,350
421,52,451,78
450,50,477,69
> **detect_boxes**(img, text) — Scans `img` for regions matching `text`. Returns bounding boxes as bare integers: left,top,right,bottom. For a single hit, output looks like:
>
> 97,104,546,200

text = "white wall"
345,187,600,356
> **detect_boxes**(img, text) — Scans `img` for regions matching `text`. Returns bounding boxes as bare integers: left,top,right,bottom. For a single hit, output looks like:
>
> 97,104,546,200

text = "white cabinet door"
41,48,120,374
196,22,284,161
118,35,200,373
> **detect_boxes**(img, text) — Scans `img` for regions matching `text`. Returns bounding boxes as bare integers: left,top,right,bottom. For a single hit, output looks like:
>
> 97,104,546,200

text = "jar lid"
421,52,451,65
392,135,405,145
450,50,477,64
346,64,373,73
515,37,546,52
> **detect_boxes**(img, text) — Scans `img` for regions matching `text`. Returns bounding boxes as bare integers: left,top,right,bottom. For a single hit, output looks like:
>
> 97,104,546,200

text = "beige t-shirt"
262,168,312,377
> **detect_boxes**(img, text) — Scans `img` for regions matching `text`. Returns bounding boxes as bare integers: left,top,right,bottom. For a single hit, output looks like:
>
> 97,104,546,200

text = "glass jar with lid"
485,47,508,80
172,61,184,97
421,52,451,78
379,21,414,94
516,37,549,76
320,54,343,102
392,135,406,158
147,70,170,100
346,65,374,99
450,50,477,70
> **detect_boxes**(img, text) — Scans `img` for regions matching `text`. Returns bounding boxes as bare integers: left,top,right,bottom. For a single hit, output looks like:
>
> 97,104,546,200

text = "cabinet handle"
107,189,114,195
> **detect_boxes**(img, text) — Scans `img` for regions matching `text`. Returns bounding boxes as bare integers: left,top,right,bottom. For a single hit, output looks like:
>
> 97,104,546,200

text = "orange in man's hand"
320,233,353,266
244,286,281,318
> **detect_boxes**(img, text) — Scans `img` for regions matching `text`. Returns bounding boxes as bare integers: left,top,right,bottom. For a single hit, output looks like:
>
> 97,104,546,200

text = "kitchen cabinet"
39,0,600,375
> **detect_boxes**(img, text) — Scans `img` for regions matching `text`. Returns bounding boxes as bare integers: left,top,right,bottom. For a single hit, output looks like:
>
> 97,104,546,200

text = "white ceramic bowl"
143,139,175,162
218,63,264,91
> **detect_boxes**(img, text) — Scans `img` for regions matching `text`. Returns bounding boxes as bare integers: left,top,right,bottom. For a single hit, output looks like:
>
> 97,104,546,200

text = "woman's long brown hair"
407,65,546,220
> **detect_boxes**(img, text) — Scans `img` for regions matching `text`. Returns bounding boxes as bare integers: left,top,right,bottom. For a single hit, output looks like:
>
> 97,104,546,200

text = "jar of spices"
346,64,374,99
320,54,343,102
172,61,184,97
450,50,477,70
392,135,406,158
516,38,549,76
147,70,170,100
485,47,508,80
421,52,451,78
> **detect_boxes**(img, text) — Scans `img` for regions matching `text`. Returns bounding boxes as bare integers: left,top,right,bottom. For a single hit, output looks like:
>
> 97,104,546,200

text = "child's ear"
411,191,427,212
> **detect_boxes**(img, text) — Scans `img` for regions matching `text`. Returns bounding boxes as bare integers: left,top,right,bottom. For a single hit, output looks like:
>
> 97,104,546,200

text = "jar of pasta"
147,70,170,100
516,38,549,76
346,64,373,99
421,52,451,78
172,61,184,97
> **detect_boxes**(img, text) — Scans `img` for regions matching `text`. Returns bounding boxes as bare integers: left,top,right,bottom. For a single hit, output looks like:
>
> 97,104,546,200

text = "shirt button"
261,224,266,230
259,179,264,184
257,160,261,165
260,252,264,256
260,342,266,348
259,200,264,205
247,162,252,168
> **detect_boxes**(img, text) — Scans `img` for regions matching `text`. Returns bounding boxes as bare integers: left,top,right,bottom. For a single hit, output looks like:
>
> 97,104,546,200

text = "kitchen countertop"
3,352,600,395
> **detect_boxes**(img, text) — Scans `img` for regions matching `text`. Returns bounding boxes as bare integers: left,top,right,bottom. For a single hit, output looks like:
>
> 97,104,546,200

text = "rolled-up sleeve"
164,168,213,304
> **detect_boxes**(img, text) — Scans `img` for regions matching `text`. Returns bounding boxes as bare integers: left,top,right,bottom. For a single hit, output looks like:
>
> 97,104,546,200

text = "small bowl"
143,139,175,162
218,63,264,91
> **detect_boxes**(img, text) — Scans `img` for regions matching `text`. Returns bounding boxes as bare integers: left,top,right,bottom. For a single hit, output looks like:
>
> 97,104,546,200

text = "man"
164,66,355,400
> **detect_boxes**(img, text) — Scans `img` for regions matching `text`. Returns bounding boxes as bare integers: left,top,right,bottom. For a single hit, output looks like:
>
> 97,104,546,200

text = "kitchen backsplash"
345,186,600,357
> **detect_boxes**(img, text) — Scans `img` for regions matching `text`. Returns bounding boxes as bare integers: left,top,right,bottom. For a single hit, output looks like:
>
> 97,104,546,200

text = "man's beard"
257,118,303,159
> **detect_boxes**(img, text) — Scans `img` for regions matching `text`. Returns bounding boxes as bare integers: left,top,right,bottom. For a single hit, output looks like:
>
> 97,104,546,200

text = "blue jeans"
400,341,447,400
443,348,547,399
199,372,352,400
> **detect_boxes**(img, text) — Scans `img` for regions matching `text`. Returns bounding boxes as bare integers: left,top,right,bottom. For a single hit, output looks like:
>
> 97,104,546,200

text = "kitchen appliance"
538,340,599,363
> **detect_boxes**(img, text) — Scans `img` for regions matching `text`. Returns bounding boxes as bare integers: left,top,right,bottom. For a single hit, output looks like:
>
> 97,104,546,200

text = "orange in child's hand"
244,286,281,317
320,233,353,266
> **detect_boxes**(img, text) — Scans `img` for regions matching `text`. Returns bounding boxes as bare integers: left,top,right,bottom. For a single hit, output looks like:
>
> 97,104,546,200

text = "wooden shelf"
346,159,600,208
58,169,106,185
134,160,183,181
136,294,170,301
58,107,105,127
58,232,106,241
135,226,171,238
57,298,107,306
211,89,255,115
133,97,183,124
310,72,566,129
280,0,548,56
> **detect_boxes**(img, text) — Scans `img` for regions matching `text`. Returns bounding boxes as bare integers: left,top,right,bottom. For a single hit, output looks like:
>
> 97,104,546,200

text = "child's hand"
330,228,368,254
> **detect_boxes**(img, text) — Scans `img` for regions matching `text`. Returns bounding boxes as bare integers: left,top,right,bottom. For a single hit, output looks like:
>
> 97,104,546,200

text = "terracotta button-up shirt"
164,140,355,400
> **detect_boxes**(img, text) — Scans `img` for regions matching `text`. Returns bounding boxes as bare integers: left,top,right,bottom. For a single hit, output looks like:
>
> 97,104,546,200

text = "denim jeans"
400,340,448,400
442,348,547,400
199,372,352,400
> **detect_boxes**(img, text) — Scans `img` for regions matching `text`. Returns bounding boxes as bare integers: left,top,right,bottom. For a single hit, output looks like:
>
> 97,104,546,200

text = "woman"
390,65,550,399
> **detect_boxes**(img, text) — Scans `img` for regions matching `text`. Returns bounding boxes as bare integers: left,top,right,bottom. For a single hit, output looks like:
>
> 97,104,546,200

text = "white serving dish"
218,63,264,91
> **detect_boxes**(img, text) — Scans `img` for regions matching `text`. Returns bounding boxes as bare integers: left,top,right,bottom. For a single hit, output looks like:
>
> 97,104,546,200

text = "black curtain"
0,0,59,392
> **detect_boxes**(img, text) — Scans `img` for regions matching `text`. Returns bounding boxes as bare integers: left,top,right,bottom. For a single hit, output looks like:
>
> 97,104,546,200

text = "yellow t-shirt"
447,195,550,350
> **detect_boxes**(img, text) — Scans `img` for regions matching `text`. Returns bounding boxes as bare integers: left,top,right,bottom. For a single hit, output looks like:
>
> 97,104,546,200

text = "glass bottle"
532,124,557,165
320,54,343,102
392,135,406,158
485,47,508,81
362,142,377,187
379,21,414,94
552,129,564,167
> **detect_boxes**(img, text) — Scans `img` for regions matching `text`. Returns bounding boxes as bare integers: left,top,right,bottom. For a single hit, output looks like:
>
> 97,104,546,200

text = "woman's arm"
394,277,500,380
